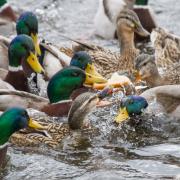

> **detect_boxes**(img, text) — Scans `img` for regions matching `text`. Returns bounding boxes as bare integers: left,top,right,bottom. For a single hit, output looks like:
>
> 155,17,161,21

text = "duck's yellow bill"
84,63,107,85
31,33,41,56
27,52,45,74
28,118,45,130
115,107,129,124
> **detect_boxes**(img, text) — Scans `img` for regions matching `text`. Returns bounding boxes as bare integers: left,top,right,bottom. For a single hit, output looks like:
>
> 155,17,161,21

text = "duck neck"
118,31,136,54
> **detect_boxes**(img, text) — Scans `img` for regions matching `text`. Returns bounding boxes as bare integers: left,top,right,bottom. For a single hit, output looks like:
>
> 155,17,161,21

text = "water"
1,0,180,179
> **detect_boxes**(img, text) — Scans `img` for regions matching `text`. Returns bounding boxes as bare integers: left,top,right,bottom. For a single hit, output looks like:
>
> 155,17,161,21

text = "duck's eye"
143,62,147,66
21,111,27,116
72,72,79,77
128,99,134,104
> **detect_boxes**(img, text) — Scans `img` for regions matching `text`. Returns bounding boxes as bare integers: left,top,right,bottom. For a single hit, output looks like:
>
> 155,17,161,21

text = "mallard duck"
16,11,74,80
66,9,149,78
135,54,180,87
93,0,151,39
0,65,107,116
0,107,45,168
1,34,45,92
115,85,180,124
150,27,180,68
0,11,71,79
10,87,114,149
115,95,148,123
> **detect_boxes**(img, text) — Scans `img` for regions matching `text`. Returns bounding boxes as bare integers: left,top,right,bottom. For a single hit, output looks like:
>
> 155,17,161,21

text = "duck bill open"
31,33,41,56
84,63,107,85
115,107,129,123
28,118,46,130
27,51,45,74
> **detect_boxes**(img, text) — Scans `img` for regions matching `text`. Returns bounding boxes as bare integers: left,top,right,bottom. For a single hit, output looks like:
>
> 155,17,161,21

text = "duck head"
115,95,148,123
8,34,44,74
68,86,115,130
16,12,41,56
70,51,107,85
117,9,150,37
0,107,45,146
116,9,149,50
135,54,162,87
47,64,110,104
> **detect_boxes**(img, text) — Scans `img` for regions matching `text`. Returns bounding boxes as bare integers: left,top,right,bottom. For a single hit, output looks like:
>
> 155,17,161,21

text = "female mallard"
10,88,113,149
2,34,45,92
0,107,45,168
0,65,106,117
66,9,149,78
135,54,180,87
150,27,180,68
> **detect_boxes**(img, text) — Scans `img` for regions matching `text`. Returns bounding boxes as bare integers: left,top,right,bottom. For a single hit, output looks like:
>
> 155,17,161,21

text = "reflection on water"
1,0,180,179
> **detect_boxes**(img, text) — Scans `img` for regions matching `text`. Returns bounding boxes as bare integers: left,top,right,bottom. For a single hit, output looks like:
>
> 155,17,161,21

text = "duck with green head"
42,62,107,116
0,11,69,80
115,95,148,123
16,11,74,80
4,34,45,92
0,107,45,168
16,11,41,56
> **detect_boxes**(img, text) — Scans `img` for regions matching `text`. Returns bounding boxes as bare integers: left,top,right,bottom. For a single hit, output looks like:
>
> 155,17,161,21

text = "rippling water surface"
1,0,180,179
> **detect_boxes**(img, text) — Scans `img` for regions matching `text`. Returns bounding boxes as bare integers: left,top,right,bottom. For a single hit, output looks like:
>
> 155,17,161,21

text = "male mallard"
0,107,45,168
66,9,149,78
10,87,113,149
0,11,71,80
115,95,148,123
2,34,45,92
150,27,180,68
115,85,180,124
135,54,180,87
0,65,106,117
16,11,74,79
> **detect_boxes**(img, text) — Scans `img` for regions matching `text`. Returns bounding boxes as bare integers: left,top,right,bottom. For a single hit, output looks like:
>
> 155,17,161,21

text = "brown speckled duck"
62,9,149,78
135,54,180,87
